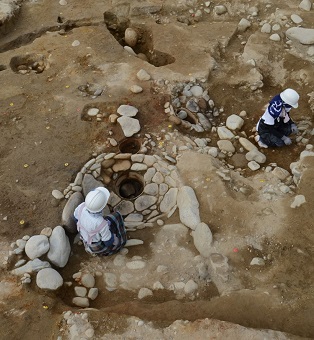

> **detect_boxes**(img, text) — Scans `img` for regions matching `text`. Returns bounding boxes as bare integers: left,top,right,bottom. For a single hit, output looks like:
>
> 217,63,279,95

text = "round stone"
87,108,100,117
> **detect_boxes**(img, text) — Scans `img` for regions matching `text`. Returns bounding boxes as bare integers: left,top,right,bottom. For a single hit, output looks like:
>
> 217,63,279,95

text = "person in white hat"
74,187,127,256
256,88,299,148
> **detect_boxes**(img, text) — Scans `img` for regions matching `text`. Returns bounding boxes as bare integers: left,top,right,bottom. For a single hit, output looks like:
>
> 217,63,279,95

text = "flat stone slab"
286,27,314,45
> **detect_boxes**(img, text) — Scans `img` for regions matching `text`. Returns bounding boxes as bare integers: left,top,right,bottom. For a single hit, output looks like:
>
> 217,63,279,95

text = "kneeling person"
74,187,127,256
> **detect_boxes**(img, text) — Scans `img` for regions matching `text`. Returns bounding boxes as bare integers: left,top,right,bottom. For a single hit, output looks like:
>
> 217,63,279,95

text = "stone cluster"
8,226,71,290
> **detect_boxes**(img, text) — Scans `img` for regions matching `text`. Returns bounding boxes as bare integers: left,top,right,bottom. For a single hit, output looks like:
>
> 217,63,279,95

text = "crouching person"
256,88,299,148
74,187,127,256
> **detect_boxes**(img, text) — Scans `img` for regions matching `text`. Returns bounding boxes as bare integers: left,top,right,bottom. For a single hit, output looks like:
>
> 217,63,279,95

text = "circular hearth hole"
115,172,144,200
118,138,142,154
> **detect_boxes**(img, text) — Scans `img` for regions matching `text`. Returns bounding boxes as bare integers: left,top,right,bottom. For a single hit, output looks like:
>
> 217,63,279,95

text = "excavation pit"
115,172,144,200
119,138,142,154
10,53,48,74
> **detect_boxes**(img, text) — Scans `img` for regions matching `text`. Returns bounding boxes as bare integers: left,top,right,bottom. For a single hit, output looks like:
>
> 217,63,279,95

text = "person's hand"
291,123,299,134
282,136,292,145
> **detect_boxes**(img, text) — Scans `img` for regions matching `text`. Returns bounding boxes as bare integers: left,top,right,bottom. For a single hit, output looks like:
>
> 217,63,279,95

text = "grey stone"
81,273,95,288
186,99,199,112
197,113,211,131
144,167,156,182
82,174,104,197
190,86,203,97
248,161,260,171
130,85,143,93
88,288,99,300
104,273,117,287
115,200,134,215
131,154,145,162
25,235,49,260
74,286,87,297
226,114,244,130
217,140,235,153
192,222,213,258
16,239,27,249
238,18,251,32
125,28,138,47
11,258,51,276
261,23,271,33
245,149,266,164
184,280,198,294
143,155,156,167
214,5,227,15
62,192,84,233
160,188,178,213
131,163,148,171
125,213,143,222
291,14,303,24
177,186,200,230
217,126,235,140
144,183,159,195
36,268,63,290
152,172,164,184
270,34,280,41
272,167,290,180
117,105,138,117
108,192,121,207
210,253,229,282
135,195,158,211
40,227,53,237
291,195,306,208
52,189,64,200
125,239,144,247
126,260,146,270
47,226,71,268
250,257,265,266
159,183,169,196
87,108,99,116
72,297,89,307
286,27,314,45
299,0,312,11
138,287,153,299
112,160,132,172
239,137,257,151
117,116,141,137
136,69,151,81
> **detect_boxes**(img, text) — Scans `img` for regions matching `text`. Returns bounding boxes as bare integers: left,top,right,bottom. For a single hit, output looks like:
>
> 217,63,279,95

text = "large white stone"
217,126,235,140
299,0,312,11
177,186,200,230
190,85,203,97
286,27,314,45
160,188,178,213
117,105,138,117
226,114,244,130
47,226,71,268
62,192,84,233
117,116,141,137
192,222,213,258
36,268,63,290
25,235,49,260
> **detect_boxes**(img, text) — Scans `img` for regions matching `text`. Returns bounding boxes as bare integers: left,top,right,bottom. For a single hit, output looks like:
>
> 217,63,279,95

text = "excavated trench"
2,5,314,339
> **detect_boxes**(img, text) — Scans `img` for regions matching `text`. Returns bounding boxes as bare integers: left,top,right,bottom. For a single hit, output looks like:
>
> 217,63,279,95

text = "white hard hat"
280,88,299,108
85,187,110,213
